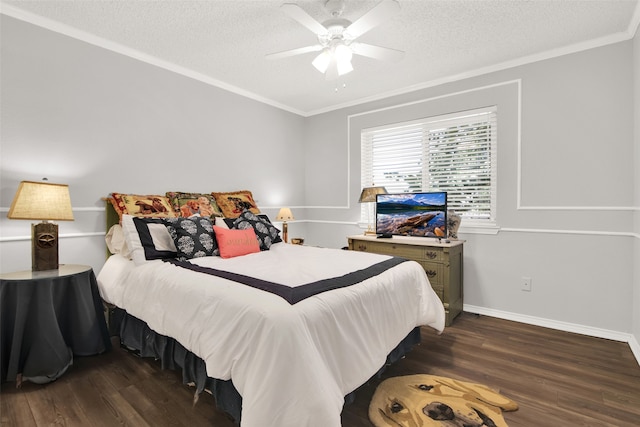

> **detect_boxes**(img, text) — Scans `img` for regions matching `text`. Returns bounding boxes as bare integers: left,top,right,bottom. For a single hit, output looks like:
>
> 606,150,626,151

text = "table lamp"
276,207,294,243
358,186,387,235
7,180,74,271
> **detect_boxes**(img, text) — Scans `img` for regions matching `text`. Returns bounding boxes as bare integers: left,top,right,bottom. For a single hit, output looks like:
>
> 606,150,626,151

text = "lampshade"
334,44,353,76
7,181,74,221
7,180,74,271
312,49,331,73
276,207,294,221
358,186,388,203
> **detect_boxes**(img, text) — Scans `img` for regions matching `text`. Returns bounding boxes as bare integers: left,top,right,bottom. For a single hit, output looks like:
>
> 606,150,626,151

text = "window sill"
458,223,500,235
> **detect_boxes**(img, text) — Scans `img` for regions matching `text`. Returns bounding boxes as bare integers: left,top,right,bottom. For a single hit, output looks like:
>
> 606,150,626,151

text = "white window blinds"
361,107,497,224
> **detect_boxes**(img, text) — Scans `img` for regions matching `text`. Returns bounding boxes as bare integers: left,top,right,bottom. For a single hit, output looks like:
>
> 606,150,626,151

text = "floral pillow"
224,210,282,250
211,190,260,218
110,193,177,222
164,217,218,260
166,192,223,219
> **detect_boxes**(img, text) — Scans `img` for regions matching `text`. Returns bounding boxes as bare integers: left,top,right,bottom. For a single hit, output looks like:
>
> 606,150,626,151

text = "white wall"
304,41,637,339
0,16,306,274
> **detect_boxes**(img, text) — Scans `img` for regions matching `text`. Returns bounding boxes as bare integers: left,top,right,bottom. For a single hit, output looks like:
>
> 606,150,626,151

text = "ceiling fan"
266,0,404,80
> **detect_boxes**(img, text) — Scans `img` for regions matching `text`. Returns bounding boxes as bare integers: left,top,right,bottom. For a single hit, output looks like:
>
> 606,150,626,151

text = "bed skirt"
110,307,421,424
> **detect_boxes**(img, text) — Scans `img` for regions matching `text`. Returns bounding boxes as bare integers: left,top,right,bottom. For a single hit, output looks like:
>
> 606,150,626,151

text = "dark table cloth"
1,265,111,385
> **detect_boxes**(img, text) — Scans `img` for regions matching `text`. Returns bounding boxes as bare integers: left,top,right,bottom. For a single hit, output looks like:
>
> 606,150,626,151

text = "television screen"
376,192,447,238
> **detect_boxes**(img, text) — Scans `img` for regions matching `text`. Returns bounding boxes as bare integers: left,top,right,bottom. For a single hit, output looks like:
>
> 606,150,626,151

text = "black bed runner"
163,257,408,304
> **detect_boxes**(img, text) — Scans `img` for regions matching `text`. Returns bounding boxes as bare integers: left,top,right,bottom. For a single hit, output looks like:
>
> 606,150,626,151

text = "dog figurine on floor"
369,374,518,427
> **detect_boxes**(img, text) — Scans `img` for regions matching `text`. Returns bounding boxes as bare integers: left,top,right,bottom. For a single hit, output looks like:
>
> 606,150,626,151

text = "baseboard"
463,304,639,367
629,335,640,366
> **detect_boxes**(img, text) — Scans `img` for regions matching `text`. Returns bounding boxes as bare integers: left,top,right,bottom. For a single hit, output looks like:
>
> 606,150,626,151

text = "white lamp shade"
7,181,74,221
337,58,353,76
276,207,294,221
312,49,331,73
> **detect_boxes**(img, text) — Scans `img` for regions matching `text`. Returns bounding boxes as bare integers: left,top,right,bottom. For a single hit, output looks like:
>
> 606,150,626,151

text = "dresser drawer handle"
425,270,437,278
358,244,367,251
426,251,437,259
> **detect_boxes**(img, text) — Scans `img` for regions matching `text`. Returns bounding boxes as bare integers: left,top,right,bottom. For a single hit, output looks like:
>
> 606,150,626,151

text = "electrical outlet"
522,277,532,292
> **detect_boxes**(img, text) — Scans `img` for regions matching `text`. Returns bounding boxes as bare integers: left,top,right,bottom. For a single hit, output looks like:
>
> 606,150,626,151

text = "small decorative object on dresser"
348,234,464,326
290,238,304,245
447,209,461,240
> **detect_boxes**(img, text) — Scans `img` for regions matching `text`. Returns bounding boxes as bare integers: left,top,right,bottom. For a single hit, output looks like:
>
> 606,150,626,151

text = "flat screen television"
375,192,447,238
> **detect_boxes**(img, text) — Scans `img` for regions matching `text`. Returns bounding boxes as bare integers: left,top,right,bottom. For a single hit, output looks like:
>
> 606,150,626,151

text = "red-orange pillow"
214,226,260,259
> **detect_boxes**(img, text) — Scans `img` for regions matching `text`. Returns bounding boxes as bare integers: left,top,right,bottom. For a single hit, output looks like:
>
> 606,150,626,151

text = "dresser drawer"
351,240,443,262
418,261,443,286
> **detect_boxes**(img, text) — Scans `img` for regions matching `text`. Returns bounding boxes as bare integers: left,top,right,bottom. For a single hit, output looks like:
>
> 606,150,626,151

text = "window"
361,106,497,226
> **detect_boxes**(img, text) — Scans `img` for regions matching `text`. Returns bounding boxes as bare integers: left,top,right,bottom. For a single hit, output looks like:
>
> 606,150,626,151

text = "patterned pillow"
211,190,260,218
164,217,218,260
224,210,282,250
166,192,223,219
110,193,177,222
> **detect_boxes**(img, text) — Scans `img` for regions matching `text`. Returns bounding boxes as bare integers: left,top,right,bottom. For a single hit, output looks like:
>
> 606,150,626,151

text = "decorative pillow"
213,226,260,259
110,193,177,221
214,217,230,228
121,215,177,265
166,192,223,219
164,217,218,260
105,224,131,257
224,210,282,250
211,190,260,218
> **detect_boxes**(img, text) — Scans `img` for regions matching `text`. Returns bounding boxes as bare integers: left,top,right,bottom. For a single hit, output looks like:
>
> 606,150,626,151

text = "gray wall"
0,16,306,273
633,25,640,359
1,14,638,357
304,39,638,345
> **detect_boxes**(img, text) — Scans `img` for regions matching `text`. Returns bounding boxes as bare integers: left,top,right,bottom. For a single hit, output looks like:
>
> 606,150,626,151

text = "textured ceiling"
2,0,639,116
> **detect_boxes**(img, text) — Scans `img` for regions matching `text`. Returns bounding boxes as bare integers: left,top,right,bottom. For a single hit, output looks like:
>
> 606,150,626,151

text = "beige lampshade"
276,207,294,221
7,181,74,221
358,186,388,203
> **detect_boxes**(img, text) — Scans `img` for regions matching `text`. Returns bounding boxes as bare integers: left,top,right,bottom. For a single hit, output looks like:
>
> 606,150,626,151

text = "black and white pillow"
164,216,218,260
224,210,282,250
121,215,177,265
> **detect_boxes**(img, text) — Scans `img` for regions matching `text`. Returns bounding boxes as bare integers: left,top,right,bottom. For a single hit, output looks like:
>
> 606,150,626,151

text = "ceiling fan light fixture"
336,57,353,76
334,43,353,75
312,49,331,73
334,43,352,62
269,0,404,80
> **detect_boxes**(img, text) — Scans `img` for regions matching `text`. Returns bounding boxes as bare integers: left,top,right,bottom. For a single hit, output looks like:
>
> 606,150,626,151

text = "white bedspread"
97,243,445,427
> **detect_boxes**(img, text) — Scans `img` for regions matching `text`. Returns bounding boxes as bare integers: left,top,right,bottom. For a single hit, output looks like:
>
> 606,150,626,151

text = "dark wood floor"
2,312,639,426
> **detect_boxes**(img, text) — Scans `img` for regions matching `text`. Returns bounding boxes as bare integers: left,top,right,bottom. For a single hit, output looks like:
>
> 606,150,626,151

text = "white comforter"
98,243,445,427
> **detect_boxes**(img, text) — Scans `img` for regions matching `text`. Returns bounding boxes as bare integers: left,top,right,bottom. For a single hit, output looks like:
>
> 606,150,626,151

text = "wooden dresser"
348,235,464,326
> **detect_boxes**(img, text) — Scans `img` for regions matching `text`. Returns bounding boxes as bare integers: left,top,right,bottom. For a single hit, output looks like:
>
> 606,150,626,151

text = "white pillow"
121,214,177,265
214,216,229,228
105,224,132,258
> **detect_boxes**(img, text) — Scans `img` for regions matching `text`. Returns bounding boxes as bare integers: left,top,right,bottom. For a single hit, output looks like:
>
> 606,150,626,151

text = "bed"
97,193,445,427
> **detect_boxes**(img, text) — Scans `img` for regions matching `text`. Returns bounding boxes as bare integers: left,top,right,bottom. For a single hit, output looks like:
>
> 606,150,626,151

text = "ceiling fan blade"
345,0,400,39
281,3,328,36
350,43,404,61
266,45,323,60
